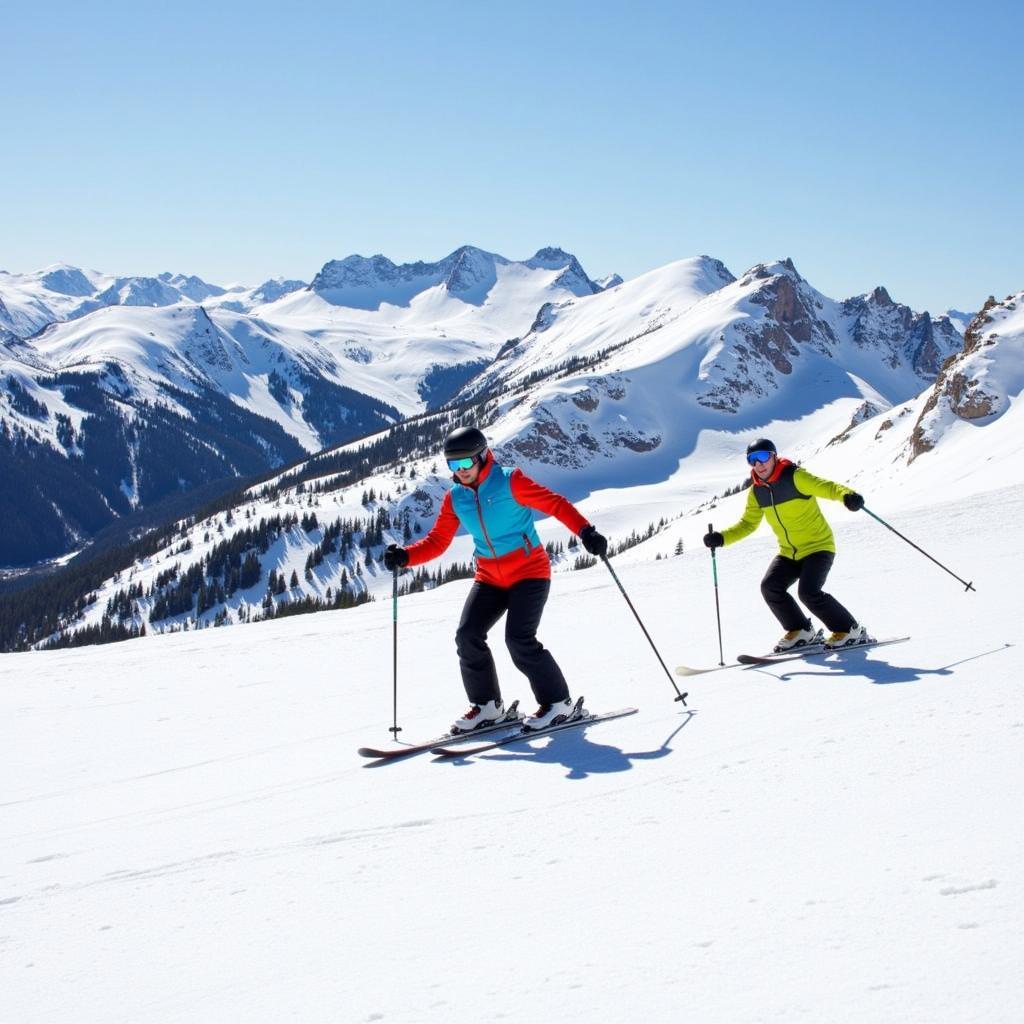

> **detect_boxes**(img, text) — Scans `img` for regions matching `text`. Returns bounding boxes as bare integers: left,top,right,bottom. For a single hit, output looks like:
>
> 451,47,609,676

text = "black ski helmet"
443,426,488,460
746,437,777,457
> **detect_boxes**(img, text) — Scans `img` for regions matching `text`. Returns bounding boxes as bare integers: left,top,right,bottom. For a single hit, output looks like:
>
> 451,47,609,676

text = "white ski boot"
452,699,505,733
824,624,869,650
524,697,576,731
773,626,822,653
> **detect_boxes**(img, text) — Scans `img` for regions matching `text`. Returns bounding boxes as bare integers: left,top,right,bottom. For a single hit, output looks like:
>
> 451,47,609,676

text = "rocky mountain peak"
962,296,1000,354
745,257,803,284
746,268,827,347
443,246,500,295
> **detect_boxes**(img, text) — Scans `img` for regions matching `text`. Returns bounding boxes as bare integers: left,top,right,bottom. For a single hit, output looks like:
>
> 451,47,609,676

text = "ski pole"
708,522,725,666
863,507,976,593
600,554,688,705
390,566,402,737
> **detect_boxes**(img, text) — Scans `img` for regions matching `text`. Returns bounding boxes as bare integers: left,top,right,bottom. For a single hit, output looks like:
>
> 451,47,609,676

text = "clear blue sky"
4,0,1020,313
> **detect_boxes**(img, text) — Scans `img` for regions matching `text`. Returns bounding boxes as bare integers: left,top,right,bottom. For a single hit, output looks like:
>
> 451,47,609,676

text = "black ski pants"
455,578,570,707
760,550,856,633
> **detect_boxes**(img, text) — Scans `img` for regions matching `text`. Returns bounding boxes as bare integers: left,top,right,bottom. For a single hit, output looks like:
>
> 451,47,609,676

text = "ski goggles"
746,450,774,465
447,455,478,471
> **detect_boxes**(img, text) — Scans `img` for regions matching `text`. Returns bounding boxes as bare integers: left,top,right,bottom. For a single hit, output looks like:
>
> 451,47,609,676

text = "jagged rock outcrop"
502,376,659,469
698,260,962,414
909,293,1023,461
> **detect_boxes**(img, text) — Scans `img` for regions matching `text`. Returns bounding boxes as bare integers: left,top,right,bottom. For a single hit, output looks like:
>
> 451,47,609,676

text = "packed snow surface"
2,479,1021,1022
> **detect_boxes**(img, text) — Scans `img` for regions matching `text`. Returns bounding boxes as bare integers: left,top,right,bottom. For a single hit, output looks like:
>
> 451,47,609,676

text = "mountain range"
0,246,607,567
3,243,1020,651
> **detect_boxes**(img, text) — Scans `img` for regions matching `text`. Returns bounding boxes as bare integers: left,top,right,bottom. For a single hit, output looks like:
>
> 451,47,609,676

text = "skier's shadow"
756,643,1012,686
440,711,697,779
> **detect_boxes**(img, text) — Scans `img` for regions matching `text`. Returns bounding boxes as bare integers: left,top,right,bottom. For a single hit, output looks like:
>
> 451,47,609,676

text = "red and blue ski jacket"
404,452,590,588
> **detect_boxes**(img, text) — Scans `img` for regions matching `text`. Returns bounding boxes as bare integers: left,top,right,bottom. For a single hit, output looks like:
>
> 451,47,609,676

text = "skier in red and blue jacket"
383,426,608,732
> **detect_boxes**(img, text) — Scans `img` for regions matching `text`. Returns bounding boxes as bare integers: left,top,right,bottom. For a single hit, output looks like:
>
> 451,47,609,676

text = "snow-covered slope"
2,481,1020,1023
29,303,402,453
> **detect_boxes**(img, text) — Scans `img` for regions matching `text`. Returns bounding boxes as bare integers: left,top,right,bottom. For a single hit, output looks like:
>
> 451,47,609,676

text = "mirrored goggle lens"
747,450,774,465
447,456,476,471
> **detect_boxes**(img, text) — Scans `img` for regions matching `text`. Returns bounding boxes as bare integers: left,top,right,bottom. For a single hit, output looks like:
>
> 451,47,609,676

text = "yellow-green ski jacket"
721,459,855,560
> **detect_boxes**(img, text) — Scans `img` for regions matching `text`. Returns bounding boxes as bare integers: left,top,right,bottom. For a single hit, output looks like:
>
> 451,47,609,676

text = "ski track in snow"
1,493,1022,1023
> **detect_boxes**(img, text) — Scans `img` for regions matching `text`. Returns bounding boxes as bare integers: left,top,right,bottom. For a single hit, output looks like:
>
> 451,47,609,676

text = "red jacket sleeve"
404,491,461,567
509,469,590,535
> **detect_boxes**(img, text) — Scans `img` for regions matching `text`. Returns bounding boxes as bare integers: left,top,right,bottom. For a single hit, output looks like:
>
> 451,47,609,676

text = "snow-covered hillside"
2,479,1020,1023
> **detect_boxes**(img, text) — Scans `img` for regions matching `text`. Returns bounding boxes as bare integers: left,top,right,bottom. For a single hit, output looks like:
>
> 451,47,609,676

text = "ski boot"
524,697,581,731
773,626,822,653
824,624,869,650
452,699,505,733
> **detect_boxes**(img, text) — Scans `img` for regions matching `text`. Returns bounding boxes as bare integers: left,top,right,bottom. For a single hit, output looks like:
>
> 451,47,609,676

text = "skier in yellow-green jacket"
703,438,868,653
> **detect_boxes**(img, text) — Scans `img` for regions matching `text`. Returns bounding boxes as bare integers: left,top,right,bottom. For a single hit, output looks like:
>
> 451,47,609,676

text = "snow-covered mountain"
0,264,232,332
210,277,308,312
0,246,605,567
460,258,963,494
307,245,600,310
15,250,1020,655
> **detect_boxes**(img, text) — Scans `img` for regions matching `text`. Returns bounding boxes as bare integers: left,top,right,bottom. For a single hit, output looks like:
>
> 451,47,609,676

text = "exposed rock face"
698,261,835,412
696,261,962,414
502,376,660,469
908,294,1021,461
827,401,885,447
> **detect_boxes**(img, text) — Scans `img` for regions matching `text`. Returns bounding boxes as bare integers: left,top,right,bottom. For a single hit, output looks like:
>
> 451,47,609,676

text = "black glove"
843,492,864,512
579,525,608,558
383,544,410,571
703,530,724,549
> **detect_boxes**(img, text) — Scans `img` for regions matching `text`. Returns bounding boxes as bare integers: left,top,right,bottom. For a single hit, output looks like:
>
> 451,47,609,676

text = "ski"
358,700,525,761
737,636,911,666
675,661,739,677
431,700,638,759
677,633,826,675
